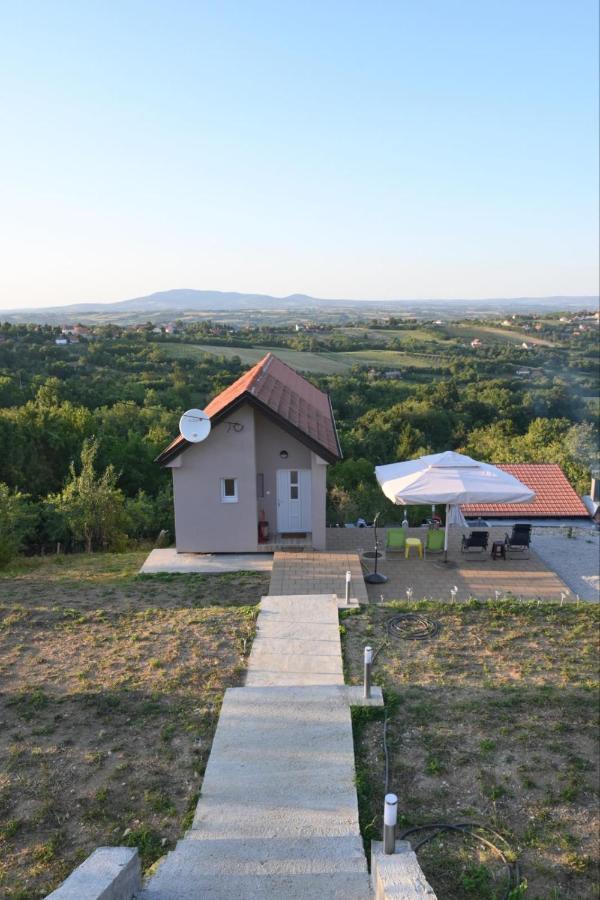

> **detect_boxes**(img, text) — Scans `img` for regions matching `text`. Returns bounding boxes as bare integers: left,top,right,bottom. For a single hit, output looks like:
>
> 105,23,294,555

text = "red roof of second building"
462,463,589,518
158,353,341,463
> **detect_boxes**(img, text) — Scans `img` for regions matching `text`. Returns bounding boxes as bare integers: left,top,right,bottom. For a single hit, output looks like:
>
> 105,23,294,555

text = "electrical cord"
399,823,521,900
367,613,521,897
371,612,442,665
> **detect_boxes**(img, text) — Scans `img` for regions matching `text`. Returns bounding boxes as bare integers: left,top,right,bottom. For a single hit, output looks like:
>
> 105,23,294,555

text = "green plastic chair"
425,529,445,557
386,528,407,553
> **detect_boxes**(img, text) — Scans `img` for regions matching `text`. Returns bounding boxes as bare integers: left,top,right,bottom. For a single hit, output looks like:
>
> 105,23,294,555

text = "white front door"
276,469,311,533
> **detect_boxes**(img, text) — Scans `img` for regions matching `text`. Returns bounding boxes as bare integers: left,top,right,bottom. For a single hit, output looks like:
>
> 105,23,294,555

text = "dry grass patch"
0,552,269,899
342,599,600,900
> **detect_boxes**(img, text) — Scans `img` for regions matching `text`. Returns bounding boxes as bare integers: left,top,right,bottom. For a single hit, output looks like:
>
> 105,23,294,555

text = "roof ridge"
249,352,274,395
258,351,329,400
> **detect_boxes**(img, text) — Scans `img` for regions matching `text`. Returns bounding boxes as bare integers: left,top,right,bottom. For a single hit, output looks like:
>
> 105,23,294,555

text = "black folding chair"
461,530,489,553
505,524,532,558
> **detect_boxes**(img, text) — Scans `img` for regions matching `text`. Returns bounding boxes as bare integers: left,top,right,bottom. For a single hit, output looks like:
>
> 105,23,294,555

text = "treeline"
0,329,597,559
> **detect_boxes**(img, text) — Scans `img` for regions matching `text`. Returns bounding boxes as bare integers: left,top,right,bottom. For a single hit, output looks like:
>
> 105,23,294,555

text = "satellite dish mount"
179,409,211,443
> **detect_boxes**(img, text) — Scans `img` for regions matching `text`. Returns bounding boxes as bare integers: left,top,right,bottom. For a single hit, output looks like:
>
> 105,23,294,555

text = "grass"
343,599,600,900
444,323,553,347
160,343,350,373
0,551,269,898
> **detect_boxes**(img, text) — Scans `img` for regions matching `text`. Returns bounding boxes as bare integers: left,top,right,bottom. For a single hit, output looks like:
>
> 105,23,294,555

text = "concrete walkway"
140,549,274,574
138,593,372,899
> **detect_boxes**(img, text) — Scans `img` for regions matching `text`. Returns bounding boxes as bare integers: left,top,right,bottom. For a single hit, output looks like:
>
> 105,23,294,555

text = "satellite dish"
179,409,211,443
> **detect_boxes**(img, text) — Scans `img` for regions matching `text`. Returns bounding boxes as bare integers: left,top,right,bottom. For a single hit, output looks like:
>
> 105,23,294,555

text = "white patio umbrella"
375,451,535,562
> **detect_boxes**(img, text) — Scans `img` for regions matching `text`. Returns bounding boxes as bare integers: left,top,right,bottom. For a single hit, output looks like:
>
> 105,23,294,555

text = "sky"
0,0,598,309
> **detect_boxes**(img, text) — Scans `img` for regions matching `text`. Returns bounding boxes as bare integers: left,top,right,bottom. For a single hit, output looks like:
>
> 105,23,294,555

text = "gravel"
532,528,600,601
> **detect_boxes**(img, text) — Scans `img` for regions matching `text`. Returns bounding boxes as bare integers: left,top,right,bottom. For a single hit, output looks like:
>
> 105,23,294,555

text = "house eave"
155,392,342,467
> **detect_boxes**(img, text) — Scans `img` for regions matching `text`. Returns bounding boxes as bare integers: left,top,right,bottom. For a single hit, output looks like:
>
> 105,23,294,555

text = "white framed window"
220,477,238,503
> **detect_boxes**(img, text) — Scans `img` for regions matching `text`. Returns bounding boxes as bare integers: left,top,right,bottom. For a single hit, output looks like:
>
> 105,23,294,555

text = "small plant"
425,755,443,776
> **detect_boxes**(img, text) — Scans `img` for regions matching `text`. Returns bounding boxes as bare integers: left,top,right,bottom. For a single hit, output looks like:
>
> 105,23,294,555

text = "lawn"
0,552,270,899
342,599,599,900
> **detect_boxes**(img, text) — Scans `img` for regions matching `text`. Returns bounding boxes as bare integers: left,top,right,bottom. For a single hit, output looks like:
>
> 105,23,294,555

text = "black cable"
387,612,441,641
382,707,390,795
371,612,441,664
399,822,520,900
367,613,521,898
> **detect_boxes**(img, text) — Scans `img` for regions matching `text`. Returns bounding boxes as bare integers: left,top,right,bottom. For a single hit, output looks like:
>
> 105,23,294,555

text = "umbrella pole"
444,504,449,563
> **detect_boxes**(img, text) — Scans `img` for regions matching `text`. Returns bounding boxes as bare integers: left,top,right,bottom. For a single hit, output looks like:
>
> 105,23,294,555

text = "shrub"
0,483,37,567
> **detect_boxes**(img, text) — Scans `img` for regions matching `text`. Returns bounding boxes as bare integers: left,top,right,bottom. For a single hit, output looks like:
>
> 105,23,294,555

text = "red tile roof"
462,463,589,518
157,353,341,464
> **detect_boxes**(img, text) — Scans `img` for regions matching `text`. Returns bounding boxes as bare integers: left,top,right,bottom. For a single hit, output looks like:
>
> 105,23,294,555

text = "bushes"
49,439,127,552
0,484,37,568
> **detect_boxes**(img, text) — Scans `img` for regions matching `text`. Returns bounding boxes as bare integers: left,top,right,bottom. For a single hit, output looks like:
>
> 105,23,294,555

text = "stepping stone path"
138,593,371,899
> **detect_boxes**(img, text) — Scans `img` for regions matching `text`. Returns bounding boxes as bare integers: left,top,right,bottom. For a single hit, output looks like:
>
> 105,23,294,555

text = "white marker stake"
384,793,398,854
364,646,373,699
345,570,352,604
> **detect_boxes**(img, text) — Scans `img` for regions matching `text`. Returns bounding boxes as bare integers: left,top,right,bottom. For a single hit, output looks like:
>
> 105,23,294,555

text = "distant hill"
1,289,597,325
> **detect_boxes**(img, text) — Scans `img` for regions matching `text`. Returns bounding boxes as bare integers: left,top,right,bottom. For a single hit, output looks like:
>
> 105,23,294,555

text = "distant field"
339,327,442,345
444,324,553,346
338,349,446,369
160,343,446,373
160,343,348,373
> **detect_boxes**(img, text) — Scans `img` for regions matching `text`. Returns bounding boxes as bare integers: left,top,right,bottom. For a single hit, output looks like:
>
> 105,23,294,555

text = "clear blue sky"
1,0,598,307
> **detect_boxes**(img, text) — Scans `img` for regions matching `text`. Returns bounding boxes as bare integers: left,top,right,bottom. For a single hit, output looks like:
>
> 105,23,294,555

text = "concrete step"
245,671,346,686
138,836,370,899
188,686,360,836
251,635,341,655
246,594,343,686
258,594,340,622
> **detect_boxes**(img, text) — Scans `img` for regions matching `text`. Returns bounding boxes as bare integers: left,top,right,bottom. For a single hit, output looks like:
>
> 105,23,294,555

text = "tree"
0,483,36,567
566,422,600,477
51,438,126,552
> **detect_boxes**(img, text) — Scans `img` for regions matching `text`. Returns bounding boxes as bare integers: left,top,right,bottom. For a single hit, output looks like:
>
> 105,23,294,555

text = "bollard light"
363,645,373,699
383,793,398,854
345,570,352,604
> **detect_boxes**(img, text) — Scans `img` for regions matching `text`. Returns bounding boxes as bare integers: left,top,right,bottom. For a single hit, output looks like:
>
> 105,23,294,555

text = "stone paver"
269,551,368,603
138,594,371,899
327,526,572,602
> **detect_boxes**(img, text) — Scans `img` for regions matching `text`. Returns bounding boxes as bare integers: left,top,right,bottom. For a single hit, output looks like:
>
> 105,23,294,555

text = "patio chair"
424,528,445,557
460,530,489,553
504,524,532,558
386,528,407,554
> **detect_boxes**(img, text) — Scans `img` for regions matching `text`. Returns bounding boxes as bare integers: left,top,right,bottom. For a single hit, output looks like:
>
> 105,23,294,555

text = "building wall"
310,452,328,549
170,404,257,552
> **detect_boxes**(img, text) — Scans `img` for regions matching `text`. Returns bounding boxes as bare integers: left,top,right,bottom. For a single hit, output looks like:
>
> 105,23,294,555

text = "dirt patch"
0,552,269,898
343,600,600,900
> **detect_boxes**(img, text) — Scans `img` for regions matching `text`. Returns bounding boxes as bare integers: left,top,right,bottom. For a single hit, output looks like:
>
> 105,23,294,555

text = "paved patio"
325,526,572,602
268,551,368,604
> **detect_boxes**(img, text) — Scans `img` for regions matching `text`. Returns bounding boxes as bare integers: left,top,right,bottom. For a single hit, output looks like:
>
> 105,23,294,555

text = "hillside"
1,289,597,326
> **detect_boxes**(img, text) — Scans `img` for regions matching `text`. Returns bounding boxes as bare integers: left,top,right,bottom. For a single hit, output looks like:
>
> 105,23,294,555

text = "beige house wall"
169,403,330,552
310,452,328,550
170,404,257,552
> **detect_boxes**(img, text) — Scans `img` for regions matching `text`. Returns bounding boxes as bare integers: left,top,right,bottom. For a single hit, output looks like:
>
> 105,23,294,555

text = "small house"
157,353,342,552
